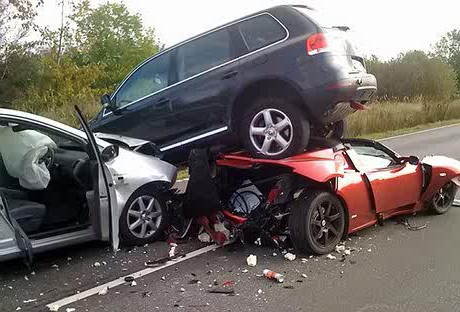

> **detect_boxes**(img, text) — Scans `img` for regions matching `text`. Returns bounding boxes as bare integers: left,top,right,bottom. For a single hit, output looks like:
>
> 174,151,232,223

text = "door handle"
221,71,239,80
156,98,171,107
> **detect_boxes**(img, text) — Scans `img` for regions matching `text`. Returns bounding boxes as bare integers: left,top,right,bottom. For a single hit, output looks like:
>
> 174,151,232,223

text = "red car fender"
217,149,344,183
420,156,460,202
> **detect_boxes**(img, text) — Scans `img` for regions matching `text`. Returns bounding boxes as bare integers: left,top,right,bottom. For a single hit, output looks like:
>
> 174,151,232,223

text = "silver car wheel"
249,108,293,156
126,195,162,239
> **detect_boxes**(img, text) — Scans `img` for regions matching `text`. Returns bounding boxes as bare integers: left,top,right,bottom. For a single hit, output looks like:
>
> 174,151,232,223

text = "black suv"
90,5,377,164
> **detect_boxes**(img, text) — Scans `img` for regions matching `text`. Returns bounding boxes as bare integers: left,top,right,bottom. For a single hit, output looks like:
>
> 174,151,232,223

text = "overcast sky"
36,0,460,60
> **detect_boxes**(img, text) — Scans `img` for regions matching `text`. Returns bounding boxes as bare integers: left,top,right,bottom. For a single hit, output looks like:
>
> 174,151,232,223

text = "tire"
289,191,346,254
313,118,348,139
428,181,457,215
241,96,310,159
119,186,168,246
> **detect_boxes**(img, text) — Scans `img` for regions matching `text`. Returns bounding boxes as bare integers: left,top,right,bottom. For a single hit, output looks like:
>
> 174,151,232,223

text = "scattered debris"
188,279,200,284
161,276,166,281
208,282,235,295
301,274,307,278
15,307,21,311
169,243,178,258
98,287,109,296
142,291,152,298
242,269,249,273
309,255,313,259
131,281,137,287
284,253,296,261
246,254,257,267
124,276,135,283
51,264,59,268
263,269,284,283
93,262,101,267
344,249,351,255
272,252,278,257
66,308,76,312
102,261,107,266
340,271,344,275
257,289,263,294
49,305,59,312
397,217,427,231
31,271,36,276
198,232,211,243
254,238,262,246
283,285,294,289
367,249,372,252
180,287,186,292
301,258,308,263
22,299,37,303
326,254,337,260
24,276,29,281
335,245,346,253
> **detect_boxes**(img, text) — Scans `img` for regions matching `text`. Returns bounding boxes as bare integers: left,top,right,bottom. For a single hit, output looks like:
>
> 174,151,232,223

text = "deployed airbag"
0,127,56,190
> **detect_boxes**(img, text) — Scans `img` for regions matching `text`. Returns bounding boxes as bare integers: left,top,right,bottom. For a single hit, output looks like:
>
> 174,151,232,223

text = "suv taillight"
306,33,328,55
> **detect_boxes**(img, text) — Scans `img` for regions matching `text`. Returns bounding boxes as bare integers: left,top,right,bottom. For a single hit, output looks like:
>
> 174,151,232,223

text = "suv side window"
177,29,231,81
114,52,171,108
238,14,287,52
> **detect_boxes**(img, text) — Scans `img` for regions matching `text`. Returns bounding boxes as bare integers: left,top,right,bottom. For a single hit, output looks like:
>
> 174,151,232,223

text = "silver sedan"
0,107,177,262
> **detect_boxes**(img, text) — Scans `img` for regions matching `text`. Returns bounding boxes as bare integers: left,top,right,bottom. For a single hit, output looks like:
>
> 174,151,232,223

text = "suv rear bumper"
305,73,377,123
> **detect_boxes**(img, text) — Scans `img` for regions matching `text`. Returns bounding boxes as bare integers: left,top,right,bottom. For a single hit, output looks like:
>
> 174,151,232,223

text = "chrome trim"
160,126,228,151
102,12,290,118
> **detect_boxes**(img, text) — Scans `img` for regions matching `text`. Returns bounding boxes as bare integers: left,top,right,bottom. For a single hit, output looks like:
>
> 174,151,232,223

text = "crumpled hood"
94,132,151,149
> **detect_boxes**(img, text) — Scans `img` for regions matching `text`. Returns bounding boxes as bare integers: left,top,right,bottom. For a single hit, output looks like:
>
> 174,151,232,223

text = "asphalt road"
1,124,460,312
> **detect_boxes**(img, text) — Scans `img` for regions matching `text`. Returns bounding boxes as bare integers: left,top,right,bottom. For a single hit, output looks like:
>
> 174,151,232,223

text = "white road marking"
379,123,460,142
46,244,220,311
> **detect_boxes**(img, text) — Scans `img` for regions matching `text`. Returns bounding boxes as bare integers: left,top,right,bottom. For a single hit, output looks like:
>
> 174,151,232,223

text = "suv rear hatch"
293,5,366,75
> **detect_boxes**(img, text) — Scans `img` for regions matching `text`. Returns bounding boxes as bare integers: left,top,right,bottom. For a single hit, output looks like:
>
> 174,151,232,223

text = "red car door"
345,139,423,214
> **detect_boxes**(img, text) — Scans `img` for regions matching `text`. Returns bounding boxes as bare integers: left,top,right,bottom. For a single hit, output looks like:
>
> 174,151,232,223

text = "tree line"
0,0,459,126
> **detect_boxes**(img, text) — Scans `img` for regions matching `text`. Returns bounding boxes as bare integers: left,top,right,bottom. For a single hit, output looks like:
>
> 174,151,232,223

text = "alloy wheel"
249,108,293,156
310,198,343,249
432,181,457,213
126,195,162,239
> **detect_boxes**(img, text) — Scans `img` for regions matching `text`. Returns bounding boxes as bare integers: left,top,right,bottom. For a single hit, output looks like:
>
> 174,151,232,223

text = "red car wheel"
289,191,346,255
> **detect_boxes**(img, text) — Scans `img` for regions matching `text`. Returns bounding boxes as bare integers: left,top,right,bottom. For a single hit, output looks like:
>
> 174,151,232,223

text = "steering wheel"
39,146,55,170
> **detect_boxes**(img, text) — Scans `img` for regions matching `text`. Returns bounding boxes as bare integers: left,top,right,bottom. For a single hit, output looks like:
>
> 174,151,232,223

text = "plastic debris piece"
16,307,21,311
23,299,37,303
180,287,186,292
344,249,351,255
254,238,262,246
93,262,101,267
98,287,109,296
142,291,152,298
301,274,307,278
102,261,107,266
52,264,59,268
131,281,137,287
66,308,76,312
309,255,313,259
272,252,277,257
246,254,257,267
49,305,59,311
335,245,346,253
67,257,72,261
188,279,200,284
208,282,235,294
242,269,249,273
31,271,36,275
124,276,135,283
283,285,294,289
24,276,29,281
284,253,296,261
326,254,337,260
161,276,166,281
263,269,284,283
257,289,263,294
169,243,178,258
198,232,211,243
367,249,372,252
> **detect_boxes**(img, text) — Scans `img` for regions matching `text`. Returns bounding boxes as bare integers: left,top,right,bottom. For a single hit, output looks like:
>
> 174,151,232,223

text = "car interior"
0,121,99,239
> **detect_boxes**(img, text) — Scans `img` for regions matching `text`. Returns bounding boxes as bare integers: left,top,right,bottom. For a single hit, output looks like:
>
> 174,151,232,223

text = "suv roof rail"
289,4,316,10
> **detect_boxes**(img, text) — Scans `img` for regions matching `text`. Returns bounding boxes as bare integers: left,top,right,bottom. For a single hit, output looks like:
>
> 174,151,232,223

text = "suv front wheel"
241,97,310,159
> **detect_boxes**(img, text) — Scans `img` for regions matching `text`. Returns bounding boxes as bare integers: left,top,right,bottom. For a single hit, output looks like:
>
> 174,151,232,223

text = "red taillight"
306,33,328,55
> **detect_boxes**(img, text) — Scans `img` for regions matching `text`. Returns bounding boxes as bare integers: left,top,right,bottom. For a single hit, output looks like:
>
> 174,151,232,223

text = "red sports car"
215,138,460,254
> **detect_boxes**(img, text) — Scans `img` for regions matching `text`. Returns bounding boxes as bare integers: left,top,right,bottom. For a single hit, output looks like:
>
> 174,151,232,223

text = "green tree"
68,0,161,89
434,29,460,90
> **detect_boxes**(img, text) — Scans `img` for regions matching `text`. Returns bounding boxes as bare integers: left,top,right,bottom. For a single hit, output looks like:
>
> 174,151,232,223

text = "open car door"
0,191,33,263
75,106,120,251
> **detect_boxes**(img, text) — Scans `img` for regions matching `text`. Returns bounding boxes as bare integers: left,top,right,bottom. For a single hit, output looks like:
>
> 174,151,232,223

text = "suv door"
345,140,423,214
163,27,242,158
92,51,176,146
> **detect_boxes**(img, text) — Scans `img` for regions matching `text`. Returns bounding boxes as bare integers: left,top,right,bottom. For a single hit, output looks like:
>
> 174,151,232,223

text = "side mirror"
101,144,119,162
101,94,112,109
408,155,420,166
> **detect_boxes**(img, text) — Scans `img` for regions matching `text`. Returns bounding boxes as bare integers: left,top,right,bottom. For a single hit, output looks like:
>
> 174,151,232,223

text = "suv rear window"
177,29,231,81
238,14,287,52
